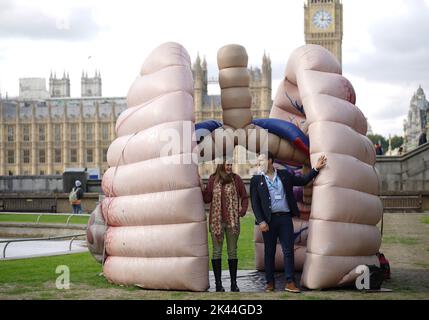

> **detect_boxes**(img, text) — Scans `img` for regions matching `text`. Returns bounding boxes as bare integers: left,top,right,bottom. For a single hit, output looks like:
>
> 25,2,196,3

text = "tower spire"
304,0,343,65
201,55,207,72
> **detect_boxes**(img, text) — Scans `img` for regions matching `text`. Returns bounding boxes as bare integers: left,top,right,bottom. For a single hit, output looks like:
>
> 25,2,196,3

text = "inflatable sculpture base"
87,42,382,291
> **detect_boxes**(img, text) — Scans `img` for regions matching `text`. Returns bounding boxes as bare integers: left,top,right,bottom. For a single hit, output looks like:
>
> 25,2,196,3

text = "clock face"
312,10,333,30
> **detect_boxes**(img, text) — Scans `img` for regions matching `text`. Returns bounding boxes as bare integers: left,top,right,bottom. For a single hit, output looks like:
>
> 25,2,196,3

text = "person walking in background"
69,180,84,214
200,160,249,292
375,143,384,156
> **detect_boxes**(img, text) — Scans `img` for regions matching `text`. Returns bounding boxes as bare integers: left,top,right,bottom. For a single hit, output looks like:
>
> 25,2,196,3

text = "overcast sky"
1,0,429,137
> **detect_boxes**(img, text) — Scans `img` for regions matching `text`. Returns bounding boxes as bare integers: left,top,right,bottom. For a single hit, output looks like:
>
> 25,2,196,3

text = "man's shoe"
265,282,275,292
285,281,301,293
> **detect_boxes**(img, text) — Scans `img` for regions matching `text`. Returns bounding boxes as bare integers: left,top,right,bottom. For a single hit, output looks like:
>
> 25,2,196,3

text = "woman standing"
200,161,249,292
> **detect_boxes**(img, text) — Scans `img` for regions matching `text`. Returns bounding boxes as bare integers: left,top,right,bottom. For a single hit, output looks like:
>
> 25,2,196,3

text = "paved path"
208,270,303,293
0,238,88,260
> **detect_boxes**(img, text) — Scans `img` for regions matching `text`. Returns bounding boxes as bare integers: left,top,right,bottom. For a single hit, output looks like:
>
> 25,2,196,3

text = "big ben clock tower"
304,0,343,65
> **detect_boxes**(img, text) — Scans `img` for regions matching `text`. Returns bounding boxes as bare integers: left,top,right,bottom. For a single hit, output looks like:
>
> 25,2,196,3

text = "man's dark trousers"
262,213,295,284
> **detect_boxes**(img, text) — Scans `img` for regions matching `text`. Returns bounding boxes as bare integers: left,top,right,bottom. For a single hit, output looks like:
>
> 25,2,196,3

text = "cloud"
344,0,429,87
369,117,406,137
339,73,418,136
0,0,425,139
0,0,101,41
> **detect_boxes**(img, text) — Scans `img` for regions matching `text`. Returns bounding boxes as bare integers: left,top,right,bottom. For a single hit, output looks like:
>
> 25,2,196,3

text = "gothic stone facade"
2,0,346,178
0,97,126,176
404,86,429,152
0,54,271,178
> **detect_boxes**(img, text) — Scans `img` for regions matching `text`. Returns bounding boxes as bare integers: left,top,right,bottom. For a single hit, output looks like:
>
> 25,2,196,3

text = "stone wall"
0,175,102,193
0,175,63,193
375,143,429,192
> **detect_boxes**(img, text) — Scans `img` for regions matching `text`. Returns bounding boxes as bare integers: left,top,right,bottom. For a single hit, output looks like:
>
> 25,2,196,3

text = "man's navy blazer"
250,168,319,224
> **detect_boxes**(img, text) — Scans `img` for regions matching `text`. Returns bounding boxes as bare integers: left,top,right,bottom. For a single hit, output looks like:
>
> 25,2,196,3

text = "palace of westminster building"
0,0,344,178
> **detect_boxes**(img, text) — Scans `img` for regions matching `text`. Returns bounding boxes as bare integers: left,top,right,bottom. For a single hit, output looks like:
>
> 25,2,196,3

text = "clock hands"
313,10,332,29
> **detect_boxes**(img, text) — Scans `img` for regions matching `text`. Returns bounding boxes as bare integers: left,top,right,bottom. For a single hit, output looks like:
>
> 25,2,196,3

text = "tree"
367,134,388,153
390,135,404,150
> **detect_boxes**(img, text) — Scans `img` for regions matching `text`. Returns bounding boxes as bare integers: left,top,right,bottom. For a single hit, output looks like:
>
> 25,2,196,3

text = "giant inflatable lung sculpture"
87,43,209,291
288,45,383,289
87,42,382,291
254,45,382,288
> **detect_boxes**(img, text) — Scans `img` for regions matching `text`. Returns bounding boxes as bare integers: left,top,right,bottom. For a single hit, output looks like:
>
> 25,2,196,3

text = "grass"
0,212,254,268
0,213,428,300
0,214,89,225
0,252,139,300
0,252,107,288
382,235,419,245
208,214,255,270
414,262,429,268
0,252,109,299
0,212,255,268
422,216,429,225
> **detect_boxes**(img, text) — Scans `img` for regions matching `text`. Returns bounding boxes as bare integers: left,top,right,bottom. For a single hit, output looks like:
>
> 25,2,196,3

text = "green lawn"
0,214,89,225
0,252,109,289
0,212,255,269
382,235,420,246
208,214,255,270
0,213,428,300
0,215,257,300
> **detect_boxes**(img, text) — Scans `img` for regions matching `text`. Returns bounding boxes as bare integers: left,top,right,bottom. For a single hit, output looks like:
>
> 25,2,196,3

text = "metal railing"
0,197,57,213
380,195,423,212
0,233,86,259
0,212,90,225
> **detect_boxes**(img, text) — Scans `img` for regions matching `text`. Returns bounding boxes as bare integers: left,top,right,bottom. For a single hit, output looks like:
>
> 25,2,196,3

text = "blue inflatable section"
195,120,223,133
294,227,309,241
195,120,223,143
252,118,310,155
274,159,303,171
194,119,309,155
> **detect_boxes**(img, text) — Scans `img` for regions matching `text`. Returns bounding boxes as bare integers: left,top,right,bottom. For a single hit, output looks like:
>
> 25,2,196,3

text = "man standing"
69,180,84,214
375,143,383,156
418,128,427,146
250,152,327,293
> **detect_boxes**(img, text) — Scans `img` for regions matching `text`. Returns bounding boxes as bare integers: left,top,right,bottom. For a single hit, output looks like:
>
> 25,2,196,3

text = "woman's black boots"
211,259,225,292
228,259,240,292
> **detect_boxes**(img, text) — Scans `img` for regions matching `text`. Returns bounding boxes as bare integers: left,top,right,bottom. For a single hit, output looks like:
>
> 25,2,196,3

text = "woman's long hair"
213,162,234,185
